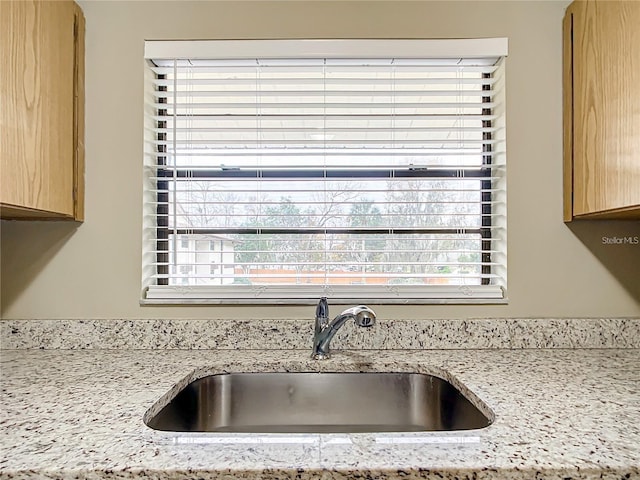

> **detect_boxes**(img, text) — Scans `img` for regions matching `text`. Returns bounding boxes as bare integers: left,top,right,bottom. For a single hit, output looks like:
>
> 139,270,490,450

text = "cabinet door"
0,1,77,217
566,0,640,218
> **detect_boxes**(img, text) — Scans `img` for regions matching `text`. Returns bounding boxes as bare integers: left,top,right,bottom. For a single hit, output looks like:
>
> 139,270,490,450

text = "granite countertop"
1,348,639,479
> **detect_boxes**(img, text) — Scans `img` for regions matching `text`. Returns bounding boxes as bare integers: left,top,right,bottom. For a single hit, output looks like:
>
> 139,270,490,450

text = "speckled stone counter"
2,318,639,349
1,348,639,479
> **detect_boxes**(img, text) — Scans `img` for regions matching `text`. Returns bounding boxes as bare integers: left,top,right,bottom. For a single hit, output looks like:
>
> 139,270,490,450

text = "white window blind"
142,40,508,304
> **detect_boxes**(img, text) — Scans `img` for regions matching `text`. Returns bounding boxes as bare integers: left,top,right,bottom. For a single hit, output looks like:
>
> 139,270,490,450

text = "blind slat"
150,65,500,74
152,77,498,87
152,90,495,99
151,126,500,133
154,102,496,110
153,113,498,121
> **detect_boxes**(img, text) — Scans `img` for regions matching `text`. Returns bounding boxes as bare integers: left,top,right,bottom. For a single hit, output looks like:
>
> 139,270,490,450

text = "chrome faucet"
312,297,376,360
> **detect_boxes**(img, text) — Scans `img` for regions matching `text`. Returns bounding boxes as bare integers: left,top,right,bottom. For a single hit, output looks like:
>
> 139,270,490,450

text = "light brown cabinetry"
0,0,85,220
563,0,640,221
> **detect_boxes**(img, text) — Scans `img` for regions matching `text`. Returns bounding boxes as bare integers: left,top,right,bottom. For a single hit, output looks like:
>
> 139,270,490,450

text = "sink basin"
145,372,492,434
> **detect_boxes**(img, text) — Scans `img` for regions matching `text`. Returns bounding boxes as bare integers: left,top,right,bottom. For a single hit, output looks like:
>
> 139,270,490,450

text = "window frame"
142,39,508,305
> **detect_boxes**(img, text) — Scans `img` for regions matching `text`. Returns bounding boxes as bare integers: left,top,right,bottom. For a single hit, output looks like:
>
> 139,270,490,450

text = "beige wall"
1,0,639,320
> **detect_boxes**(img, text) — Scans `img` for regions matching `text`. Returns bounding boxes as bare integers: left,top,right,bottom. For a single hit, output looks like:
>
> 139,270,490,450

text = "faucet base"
311,351,330,360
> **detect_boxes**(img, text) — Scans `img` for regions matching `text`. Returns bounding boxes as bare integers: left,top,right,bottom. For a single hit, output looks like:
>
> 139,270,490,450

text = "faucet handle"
315,297,329,321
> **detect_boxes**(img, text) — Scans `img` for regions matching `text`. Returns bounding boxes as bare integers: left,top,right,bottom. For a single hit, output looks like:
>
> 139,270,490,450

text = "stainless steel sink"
145,372,492,433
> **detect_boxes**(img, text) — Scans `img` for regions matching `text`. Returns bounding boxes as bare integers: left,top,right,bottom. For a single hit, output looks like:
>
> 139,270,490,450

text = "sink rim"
143,367,496,433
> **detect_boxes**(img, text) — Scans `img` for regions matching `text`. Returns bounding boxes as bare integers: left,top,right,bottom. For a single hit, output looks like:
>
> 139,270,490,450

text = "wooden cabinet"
0,0,84,220
563,0,640,221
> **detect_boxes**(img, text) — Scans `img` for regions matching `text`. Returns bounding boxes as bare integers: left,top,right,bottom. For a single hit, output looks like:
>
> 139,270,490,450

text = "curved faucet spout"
312,302,376,360
339,305,376,328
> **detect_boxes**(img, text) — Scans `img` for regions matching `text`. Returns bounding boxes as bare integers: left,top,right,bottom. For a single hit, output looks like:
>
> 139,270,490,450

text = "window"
142,40,507,303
